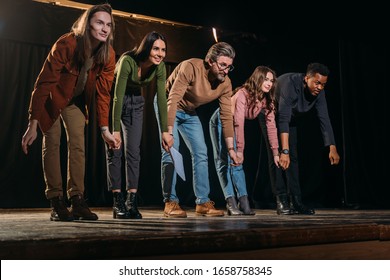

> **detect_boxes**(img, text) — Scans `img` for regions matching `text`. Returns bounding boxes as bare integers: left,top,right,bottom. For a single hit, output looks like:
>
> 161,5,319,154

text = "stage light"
212,27,218,42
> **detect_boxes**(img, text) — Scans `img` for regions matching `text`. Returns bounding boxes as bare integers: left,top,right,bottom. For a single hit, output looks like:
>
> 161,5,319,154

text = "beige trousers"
42,104,86,200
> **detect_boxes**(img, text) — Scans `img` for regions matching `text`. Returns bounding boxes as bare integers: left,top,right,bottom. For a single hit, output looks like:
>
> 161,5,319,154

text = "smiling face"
89,11,112,47
148,39,166,66
261,71,275,93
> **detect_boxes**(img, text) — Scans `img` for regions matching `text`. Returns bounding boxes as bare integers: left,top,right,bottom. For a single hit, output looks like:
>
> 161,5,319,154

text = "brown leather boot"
50,196,74,221
164,201,187,218
70,194,98,220
195,201,224,217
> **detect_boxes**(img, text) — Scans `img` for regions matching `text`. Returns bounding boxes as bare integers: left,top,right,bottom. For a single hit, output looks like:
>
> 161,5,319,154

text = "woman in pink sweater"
209,66,280,215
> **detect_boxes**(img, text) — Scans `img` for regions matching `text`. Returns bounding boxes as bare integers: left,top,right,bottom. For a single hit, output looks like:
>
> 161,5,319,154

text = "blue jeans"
209,108,248,199
154,96,211,204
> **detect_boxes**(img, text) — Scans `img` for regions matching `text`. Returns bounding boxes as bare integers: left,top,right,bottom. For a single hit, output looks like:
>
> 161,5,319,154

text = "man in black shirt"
272,63,340,215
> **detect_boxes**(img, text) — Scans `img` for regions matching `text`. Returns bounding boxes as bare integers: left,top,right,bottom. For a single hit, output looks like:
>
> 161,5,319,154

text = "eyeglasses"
215,61,234,72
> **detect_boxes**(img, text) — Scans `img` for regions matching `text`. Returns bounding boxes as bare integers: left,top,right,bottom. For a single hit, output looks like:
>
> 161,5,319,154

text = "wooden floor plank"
1,208,390,259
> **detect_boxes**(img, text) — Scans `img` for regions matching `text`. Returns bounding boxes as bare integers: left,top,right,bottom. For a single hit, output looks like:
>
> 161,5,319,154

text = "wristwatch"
281,149,289,155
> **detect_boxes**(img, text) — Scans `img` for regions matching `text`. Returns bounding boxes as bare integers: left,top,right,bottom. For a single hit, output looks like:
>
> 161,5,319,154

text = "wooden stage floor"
1,207,390,260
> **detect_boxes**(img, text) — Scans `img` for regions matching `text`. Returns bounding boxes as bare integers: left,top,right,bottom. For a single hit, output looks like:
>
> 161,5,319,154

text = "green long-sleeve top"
112,54,168,132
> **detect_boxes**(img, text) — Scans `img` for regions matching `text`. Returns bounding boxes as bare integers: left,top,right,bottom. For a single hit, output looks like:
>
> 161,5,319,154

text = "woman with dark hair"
107,31,173,219
21,4,117,222
209,66,280,215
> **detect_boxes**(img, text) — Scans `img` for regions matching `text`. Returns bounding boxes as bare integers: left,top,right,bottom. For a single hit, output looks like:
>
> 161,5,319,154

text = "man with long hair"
21,4,117,221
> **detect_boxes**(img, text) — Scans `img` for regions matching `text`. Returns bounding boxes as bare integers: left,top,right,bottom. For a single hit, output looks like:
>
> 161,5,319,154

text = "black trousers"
258,112,301,197
106,94,145,191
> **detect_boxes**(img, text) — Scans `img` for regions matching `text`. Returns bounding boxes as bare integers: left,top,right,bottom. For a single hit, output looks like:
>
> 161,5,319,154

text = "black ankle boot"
70,194,98,220
290,195,315,215
238,195,255,215
50,196,74,221
226,197,243,216
113,192,131,219
276,194,294,215
125,192,142,219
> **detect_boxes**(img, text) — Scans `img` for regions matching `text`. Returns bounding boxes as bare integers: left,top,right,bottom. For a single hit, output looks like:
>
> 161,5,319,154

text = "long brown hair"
72,3,115,66
233,66,277,115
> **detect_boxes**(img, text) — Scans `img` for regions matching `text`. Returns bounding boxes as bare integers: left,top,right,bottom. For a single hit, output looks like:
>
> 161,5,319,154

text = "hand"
329,151,340,165
101,129,119,149
329,145,340,165
112,131,122,149
273,154,280,168
329,153,340,165
229,149,242,166
278,153,290,170
235,151,244,165
161,132,174,152
21,120,38,155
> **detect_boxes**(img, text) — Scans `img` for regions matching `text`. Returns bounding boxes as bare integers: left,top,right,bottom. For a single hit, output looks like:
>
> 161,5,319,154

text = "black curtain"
1,0,388,210
337,39,390,209
0,39,50,207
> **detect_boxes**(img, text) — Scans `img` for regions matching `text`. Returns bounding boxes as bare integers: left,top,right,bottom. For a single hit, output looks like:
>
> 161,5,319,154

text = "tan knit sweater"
166,58,234,138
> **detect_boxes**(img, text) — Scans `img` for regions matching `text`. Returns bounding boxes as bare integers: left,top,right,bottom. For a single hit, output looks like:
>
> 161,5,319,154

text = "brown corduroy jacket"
28,32,115,133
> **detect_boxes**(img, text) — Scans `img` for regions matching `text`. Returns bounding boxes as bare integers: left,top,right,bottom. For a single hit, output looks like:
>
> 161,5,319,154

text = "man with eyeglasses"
154,42,238,218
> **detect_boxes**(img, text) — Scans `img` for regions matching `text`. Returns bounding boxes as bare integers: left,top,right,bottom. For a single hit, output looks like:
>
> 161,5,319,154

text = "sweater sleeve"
95,46,115,128
277,83,295,134
219,84,234,139
155,62,168,132
315,92,336,146
233,91,247,153
166,61,193,127
264,109,279,155
112,56,133,131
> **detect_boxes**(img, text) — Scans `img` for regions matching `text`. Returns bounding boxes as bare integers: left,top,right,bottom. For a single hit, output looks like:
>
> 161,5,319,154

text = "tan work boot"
195,201,225,217
164,201,187,218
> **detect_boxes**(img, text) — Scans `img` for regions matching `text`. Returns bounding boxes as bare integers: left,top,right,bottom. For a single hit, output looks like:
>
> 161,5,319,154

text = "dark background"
0,0,388,210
